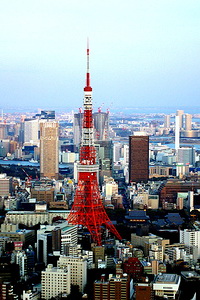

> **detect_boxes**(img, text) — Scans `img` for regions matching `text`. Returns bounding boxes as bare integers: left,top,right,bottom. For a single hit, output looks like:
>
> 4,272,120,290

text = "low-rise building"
5,210,70,226
22,289,40,300
153,273,181,299
0,223,34,246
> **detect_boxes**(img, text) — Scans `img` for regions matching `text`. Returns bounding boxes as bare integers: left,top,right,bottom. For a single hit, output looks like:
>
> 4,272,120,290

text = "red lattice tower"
67,42,121,245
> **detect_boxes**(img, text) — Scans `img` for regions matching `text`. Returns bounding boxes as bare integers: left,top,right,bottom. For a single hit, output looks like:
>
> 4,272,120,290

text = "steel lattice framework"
67,43,122,245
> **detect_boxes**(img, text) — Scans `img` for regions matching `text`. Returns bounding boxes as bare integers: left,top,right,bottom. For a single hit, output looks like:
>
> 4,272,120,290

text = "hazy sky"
0,0,200,112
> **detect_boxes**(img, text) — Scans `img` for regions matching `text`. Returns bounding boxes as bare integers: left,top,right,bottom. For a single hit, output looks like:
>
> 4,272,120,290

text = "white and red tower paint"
67,43,121,245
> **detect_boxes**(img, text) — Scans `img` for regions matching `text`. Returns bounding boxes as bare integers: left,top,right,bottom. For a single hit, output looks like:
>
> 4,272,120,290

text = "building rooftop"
165,213,184,226
44,265,68,273
125,210,150,221
6,210,70,214
181,271,200,280
154,273,180,284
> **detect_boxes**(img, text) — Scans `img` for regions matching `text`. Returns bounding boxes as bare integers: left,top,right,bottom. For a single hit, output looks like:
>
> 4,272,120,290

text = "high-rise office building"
175,116,180,151
24,119,40,145
113,142,122,163
177,147,195,166
0,139,10,157
0,174,13,197
73,112,83,148
176,110,184,129
164,115,170,128
93,111,109,141
0,123,8,139
73,111,109,147
95,140,113,183
40,121,59,179
129,136,149,183
37,232,52,265
185,113,192,131
24,110,56,147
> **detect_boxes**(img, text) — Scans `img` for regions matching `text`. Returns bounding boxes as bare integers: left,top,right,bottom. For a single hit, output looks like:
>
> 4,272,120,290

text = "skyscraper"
164,115,170,128
129,135,149,183
95,140,113,184
177,147,195,166
93,111,109,141
73,110,109,147
24,118,40,145
73,112,83,148
175,115,180,151
176,110,184,129
40,120,59,179
185,113,192,131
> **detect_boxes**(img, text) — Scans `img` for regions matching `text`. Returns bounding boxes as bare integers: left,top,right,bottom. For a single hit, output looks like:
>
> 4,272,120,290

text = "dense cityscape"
1,2,200,299
0,92,200,300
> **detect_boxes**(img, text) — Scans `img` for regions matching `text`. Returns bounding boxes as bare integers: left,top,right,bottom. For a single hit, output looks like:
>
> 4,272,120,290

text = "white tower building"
164,115,170,128
188,191,194,212
185,113,192,131
176,110,184,129
175,115,180,152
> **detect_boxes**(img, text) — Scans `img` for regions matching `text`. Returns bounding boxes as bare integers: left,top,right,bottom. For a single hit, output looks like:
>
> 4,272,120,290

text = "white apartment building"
57,255,87,292
149,243,163,261
22,290,40,300
41,264,70,300
102,177,118,202
180,229,200,257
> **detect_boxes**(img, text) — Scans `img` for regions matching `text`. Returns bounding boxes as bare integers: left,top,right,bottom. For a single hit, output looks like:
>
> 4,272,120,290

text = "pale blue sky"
0,0,200,112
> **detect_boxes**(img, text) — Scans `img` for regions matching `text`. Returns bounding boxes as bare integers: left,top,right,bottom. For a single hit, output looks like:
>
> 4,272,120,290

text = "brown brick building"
94,274,130,300
123,257,143,280
129,136,149,183
135,283,154,300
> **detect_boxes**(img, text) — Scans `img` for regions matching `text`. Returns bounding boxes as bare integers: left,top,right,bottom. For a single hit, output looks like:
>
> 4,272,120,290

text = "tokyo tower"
67,43,122,245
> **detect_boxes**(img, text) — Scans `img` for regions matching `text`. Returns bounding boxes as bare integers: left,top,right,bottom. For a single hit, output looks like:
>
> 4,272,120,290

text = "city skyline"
0,0,200,111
